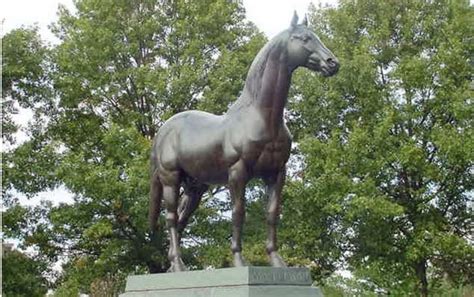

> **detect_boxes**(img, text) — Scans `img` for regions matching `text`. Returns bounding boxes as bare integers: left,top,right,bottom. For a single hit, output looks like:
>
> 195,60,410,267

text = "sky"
1,0,336,207
1,0,337,40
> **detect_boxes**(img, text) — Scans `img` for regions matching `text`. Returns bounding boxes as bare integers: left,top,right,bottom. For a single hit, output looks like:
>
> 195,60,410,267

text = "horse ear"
291,11,298,27
301,15,308,27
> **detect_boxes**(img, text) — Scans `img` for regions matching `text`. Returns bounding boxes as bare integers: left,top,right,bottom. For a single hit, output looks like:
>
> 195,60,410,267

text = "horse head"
286,12,339,77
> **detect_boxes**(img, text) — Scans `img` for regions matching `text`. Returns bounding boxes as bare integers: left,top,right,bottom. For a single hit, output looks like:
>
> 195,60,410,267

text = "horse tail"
148,143,163,236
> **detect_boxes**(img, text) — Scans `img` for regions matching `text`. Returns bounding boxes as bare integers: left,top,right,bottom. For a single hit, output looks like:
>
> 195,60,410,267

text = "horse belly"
177,130,229,184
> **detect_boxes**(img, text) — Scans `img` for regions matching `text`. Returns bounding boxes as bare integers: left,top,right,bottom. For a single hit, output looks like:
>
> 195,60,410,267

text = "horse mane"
227,30,291,114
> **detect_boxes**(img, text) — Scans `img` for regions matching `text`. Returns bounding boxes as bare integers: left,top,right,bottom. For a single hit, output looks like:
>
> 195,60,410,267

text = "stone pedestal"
120,266,323,297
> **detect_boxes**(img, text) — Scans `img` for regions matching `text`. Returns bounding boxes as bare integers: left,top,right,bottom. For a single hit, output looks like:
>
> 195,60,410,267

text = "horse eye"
298,35,311,42
292,34,309,42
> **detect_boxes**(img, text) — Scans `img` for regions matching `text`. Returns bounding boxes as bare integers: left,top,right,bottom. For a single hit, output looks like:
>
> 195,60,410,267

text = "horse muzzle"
320,57,339,77
307,54,339,77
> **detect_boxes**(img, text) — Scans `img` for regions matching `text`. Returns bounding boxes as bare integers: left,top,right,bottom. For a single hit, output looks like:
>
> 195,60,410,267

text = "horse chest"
255,138,291,171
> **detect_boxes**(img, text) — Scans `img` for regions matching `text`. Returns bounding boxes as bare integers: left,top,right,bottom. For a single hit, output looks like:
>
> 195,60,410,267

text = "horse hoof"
233,252,248,267
269,252,287,267
167,258,188,272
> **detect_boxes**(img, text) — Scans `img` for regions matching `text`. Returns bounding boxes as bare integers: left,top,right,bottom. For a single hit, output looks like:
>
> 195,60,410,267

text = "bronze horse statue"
149,12,339,272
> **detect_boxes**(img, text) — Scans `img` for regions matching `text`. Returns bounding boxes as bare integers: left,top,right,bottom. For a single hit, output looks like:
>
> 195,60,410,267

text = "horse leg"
162,171,187,272
264,169,287,267
177,183,208,233
228,160,248,267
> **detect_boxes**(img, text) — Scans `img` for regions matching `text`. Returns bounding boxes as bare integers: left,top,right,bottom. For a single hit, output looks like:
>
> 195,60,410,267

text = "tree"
2,246,49,297
2,0,265,294
2,26,53,146
285,0,473,295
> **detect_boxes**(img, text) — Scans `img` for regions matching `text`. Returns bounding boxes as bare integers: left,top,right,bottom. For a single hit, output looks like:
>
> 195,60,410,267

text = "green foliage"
321,274,381,296
321,275,474,297
52,279,80,297
1,26,53,144
430,282,474,297
2,248,49,297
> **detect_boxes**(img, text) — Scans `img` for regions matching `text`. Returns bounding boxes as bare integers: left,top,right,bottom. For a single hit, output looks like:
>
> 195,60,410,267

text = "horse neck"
239,39,292,130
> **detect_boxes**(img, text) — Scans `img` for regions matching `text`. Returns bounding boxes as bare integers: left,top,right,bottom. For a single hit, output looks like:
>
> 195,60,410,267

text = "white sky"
1,0,337,40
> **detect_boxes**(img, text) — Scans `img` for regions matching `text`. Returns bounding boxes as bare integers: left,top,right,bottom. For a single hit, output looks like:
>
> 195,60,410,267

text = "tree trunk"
415,259,429,297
